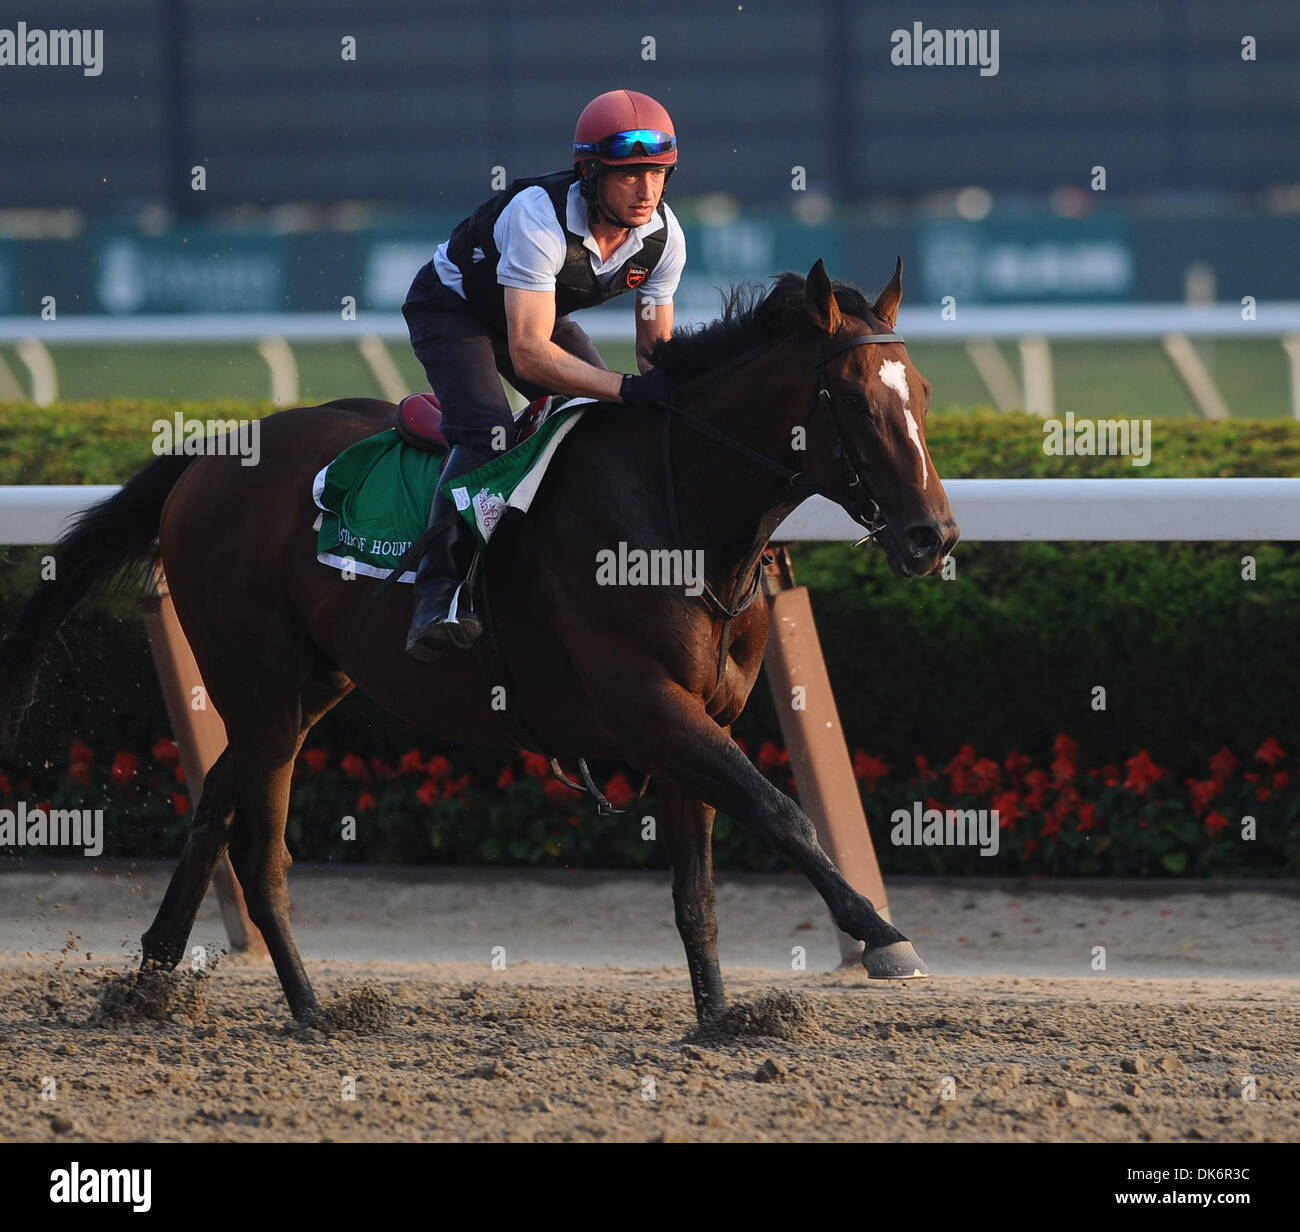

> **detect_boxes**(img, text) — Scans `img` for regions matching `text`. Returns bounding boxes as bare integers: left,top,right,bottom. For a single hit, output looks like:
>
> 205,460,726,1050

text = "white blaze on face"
879,358,927,490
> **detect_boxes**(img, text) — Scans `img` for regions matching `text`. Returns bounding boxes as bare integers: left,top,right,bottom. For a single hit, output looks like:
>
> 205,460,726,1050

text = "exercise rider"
401,88,686,661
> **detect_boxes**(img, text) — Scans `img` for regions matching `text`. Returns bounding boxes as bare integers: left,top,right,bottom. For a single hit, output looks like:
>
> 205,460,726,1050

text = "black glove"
619,367,676,407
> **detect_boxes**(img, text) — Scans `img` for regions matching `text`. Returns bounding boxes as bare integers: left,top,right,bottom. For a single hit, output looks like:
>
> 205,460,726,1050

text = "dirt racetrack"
1,866,1297,1143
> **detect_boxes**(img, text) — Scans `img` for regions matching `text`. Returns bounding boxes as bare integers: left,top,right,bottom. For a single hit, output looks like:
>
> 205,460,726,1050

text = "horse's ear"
874,256,904,329
805,259,843,334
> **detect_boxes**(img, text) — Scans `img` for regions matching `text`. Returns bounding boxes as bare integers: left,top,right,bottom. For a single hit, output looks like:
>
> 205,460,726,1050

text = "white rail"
4,303,1300,343
5,305,1300,418
3,479,1298,546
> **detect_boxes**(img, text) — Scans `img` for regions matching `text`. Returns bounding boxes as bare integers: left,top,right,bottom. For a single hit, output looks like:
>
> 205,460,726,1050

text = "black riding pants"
402,261,605,451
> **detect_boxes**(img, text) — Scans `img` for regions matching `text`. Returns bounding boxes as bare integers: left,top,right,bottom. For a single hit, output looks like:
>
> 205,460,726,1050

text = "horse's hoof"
862,940,930,980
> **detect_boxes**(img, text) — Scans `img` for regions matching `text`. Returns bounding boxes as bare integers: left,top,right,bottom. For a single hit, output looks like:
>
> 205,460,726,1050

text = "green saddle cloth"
312,405,589,582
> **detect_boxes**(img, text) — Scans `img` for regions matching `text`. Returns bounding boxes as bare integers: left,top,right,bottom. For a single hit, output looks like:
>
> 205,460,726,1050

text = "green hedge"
2,402,1298,872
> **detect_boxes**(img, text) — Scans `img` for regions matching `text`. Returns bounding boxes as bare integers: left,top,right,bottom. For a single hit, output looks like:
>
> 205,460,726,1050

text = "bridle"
811,330,905,543
654,327,908,712
660,328,907,547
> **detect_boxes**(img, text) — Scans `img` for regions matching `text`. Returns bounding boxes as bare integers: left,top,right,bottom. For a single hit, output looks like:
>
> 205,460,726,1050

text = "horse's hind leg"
139,662,352,980
224,715,319,1021
140,747,237,970
223,661,352,1023
659,779,726,1023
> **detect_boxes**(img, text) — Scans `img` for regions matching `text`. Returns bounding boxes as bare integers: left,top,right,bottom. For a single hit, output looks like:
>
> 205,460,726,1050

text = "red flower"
1022,839,1038,857
1186,778,1220,818
0,773,10,796
1050,752,1075,787
1041,815,1060,839
970,758,1001,795
852,750,891,791
1075,802,1097,831
1255,737,1286,767
171,791,189,816
1050,786,1081,827
340,753,370,784
151,738,180,766
1273,771,1290,790
991,790,1021,827
522,751,550,780
111,751,139,788
1124,750,1166,796
444,773,470,798
1052,733,1079,761
543,778,581,803
174,764,186,784
1204,810,1231,836
1209,746,1239,784
356,791,378,812
398,749,426,776
567,815,581,828
1256,787,1271,802
1004,751,1031,777
914,754,935,780
944,745,980,796
68,738,94,765
68,762,92,787
416,780,440,806
497,765,516,789
426,755,453,783
301,748,329,774
757,741,789,774
602,771,637,810
1023,768,1049,811
368,756,395,781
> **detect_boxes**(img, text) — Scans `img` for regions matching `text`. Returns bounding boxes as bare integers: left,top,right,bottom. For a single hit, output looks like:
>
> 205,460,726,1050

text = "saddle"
393,392,552,453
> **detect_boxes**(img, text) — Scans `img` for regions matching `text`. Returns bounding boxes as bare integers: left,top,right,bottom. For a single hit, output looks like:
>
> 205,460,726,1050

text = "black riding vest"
444,170,667,335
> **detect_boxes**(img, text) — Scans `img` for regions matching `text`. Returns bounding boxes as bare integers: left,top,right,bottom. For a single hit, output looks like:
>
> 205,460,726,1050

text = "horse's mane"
646,272,878,381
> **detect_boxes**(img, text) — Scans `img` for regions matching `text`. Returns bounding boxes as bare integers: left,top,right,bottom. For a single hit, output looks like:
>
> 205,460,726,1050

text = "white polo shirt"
432,178,685,308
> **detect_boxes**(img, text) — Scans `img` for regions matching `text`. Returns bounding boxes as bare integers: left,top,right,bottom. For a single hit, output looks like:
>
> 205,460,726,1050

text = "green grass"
0,338,1294,418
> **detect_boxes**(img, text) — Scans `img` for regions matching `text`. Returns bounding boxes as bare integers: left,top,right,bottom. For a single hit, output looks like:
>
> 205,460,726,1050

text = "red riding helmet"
572,90,678,170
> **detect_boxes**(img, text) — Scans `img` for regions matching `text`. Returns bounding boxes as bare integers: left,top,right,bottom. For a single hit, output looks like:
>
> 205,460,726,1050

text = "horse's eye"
841,391,869,413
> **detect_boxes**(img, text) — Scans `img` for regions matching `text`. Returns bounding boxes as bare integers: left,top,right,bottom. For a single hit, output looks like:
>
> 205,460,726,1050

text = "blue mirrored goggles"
573,129,677,160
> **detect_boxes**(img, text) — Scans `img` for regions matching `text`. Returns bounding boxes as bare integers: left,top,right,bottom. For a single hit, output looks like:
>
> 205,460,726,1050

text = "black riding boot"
405,446,492,661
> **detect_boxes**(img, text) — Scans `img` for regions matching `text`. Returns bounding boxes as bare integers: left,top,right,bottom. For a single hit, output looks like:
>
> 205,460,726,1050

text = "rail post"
761,546,890,963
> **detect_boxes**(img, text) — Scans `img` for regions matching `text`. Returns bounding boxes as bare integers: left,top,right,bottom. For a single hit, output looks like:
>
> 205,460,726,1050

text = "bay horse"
0,259,957,1026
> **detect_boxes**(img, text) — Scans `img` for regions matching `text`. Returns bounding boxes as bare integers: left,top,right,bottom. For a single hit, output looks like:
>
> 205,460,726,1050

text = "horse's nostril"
906,524,941,558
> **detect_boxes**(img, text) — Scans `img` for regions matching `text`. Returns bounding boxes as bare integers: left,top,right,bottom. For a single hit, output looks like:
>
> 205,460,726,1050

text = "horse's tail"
0,452,195,756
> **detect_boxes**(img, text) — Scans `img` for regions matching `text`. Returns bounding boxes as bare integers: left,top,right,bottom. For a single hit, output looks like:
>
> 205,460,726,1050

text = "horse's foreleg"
141,747,237,969
625,695,924,976
658,778,726,1023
